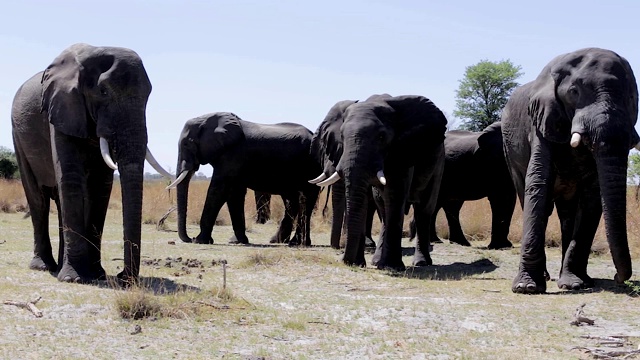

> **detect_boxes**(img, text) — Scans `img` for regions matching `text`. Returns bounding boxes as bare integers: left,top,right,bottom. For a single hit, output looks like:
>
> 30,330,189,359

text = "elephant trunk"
330,179,346,249
176,167,195,243
114,116,147,282
343,167,370,266
595,150,632,283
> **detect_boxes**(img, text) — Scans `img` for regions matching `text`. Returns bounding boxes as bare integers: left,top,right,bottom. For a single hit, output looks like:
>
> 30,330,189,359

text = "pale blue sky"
1,1,638,175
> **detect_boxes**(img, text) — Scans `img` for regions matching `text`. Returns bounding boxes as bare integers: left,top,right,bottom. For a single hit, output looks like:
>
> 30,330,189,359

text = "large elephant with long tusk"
502,48,639,294
310,95,447,270
11,43,171,284
168,112,321,246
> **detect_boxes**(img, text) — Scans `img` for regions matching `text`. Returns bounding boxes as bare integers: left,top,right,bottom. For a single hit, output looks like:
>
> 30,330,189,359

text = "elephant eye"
568,86,579,97
99,86,109,96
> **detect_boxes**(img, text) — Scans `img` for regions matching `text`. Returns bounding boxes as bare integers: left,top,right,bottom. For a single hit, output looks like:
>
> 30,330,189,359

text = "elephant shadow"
388,257,499,280
94,275,201,295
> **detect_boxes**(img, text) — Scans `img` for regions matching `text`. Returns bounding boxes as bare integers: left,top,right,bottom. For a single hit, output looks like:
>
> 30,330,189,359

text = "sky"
1,0,639,176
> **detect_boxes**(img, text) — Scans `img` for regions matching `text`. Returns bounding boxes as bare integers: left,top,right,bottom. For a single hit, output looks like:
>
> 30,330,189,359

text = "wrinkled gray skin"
317,95,447,270
176,112,321,246
502,48,639,294
310,100,379,249
11,44,152,283
422,122,516,249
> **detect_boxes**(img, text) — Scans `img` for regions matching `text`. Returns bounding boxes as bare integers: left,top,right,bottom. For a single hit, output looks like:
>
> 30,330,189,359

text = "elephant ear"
310,100,358,173
384,95,448,164
476,121,503,152
528,69,570,143
41,43,113,138
207,112,245,148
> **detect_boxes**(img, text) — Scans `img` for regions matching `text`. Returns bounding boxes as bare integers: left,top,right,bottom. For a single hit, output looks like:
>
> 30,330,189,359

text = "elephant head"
527,48,638,282
318,94,447,265
168,112,244,243
40,43,170,281
309,100,358,184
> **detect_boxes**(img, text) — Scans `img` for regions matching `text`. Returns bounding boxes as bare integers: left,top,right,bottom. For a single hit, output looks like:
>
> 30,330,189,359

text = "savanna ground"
1,179,640,359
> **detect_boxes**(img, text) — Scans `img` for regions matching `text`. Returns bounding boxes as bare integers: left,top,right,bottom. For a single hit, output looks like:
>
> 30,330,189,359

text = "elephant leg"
14,145,57,272
299,187,319,247
443,201,470,246
364,187,377,248
287,195,304,245
428,207,443,244
227,186,249,244
85,159,114,280
487,192,515,249
512,137,553,294
270,195,296,244
196,178,230,244
557,182,600,290
51,131,91,283
372,170,411,271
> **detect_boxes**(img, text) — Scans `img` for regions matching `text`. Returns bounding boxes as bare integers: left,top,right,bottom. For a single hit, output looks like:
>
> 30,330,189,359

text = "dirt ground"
0,211,639,360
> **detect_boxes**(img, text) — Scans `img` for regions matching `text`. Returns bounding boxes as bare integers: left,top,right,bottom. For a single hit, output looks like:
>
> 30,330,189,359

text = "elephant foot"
431,237,443,244
194,234,214,244
30,255,57,272
57,263,88,283
487,239,513,250
364,237,376,248
558,271,594,290
449,236,471,247
228,234,249,245
90,264,107,281
117,269,139,287
412,252,433,267
512,268,547,294
375,258,406,272
342,257,366,268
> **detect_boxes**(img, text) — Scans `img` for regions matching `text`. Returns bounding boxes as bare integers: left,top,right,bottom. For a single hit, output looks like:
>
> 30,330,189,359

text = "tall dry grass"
3,178,640,256
0,179,28,213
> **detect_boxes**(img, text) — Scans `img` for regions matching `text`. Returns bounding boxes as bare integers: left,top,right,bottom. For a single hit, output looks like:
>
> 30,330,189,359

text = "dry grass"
0,179,28,213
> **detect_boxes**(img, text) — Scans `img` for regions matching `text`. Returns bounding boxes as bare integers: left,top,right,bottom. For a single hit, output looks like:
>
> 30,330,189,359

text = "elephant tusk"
316,172,340,187
166,171,188,190
99,138,118,170
308,173,327,184
145,147,173,179
570,133,581,148
377,170,387,185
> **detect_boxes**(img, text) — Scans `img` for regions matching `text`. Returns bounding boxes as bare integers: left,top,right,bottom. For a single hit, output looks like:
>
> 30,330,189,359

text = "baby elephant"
413,122,515,249
169,112,321,246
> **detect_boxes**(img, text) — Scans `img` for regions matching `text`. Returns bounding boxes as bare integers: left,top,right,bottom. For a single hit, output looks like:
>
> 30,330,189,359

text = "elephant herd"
10,43,639,294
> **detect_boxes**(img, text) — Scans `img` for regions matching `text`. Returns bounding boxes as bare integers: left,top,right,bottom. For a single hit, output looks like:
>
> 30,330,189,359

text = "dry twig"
570,303,595,326
157,206,176,231
3,296,43,318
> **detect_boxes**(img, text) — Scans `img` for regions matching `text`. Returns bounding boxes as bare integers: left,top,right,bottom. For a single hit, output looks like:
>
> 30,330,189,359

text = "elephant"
312,94,447,270
416,122,516,249
501,48,639,294
168,112,321,246
11,43,171,283
310,101,381,249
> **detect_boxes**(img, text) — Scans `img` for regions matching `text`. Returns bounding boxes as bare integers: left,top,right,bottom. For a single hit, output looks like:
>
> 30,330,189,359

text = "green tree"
454,59,523,132
0,146,19,179
629,152,640,200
